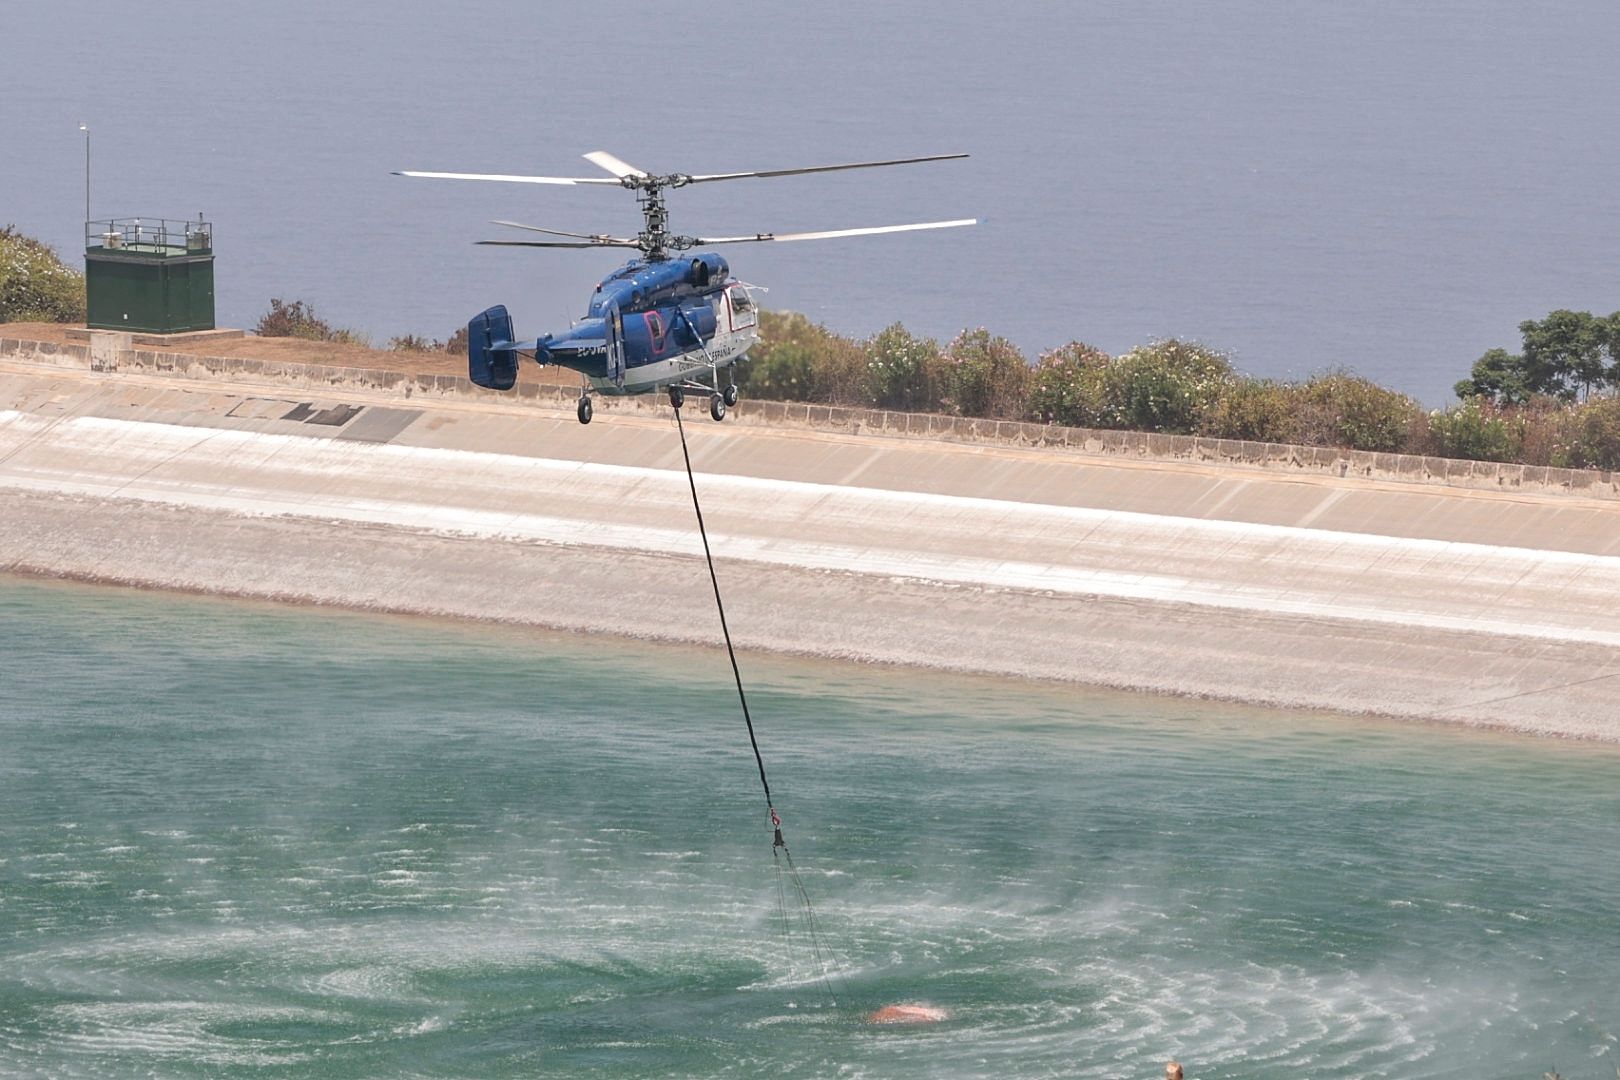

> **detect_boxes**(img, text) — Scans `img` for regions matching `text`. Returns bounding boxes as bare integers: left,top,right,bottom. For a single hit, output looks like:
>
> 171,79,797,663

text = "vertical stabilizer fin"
468,305,519,390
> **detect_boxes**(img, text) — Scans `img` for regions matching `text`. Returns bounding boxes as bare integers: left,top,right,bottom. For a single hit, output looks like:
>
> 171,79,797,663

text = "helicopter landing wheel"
709,394,727,422
668,385,685,409
722,383,738,407
576,396,593,425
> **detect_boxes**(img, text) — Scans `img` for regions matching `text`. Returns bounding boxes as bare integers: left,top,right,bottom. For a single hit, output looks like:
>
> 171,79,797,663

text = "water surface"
2,578,1617,1077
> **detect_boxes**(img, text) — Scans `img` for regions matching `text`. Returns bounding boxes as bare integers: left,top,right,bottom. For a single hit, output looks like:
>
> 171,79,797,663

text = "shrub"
1200,378,1304,444
1509,397,1577,467
1102,339,1233,433
255,298,368,346
1298,370,1422,452
1560,396,1620,470
865,323,943,411
256,298,334,340
744,339,820,400
1029,342,1111,426
1427,399,1517,462
812,332,871,406
389,331,468,353
0,225,86,323
388,334,435,352
736,310,867,404
326,327,370,347
940,328,1032,419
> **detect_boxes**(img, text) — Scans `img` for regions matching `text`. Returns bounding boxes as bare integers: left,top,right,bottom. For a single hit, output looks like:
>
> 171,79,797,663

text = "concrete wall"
5,334,1616,502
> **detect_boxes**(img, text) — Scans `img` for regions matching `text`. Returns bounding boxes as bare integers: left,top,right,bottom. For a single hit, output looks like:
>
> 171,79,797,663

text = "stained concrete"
3,353,1619,740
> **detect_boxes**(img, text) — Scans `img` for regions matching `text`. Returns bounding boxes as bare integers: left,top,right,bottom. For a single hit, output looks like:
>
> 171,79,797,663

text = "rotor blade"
690,218,978,245
685,153,969,185
476,239,642,249
582,151,648,179
491,220,638,243
394,170,622,186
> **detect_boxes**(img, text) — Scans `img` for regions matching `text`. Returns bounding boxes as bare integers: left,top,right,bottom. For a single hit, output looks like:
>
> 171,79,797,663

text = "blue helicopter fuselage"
466,253,758,397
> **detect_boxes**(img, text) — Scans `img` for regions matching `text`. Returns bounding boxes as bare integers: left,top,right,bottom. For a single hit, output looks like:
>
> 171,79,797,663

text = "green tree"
1455,347,1533,404
1519,309,1609,400
0,226,86,323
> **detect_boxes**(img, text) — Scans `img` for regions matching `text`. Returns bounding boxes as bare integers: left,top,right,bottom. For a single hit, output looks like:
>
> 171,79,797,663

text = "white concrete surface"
4,364,1620,739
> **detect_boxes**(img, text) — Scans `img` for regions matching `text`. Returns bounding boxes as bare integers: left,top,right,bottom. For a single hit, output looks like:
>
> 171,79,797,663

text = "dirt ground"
0,322,574,386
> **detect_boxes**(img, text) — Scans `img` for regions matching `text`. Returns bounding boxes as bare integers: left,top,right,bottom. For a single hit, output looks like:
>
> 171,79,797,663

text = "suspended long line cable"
671,398,843,1007
671,400,780,836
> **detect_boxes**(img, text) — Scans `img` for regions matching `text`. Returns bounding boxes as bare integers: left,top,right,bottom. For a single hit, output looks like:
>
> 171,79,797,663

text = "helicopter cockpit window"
727,287,757,332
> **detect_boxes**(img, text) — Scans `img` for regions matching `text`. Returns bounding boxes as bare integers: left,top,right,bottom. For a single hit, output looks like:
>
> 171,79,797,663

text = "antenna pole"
80,122,90,225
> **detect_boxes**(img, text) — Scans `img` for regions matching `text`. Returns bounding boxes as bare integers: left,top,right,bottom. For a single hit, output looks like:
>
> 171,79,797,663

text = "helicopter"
395,151,974,423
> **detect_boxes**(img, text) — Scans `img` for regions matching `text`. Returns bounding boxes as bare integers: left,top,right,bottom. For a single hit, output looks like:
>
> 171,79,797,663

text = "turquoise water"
2,577,1617,1078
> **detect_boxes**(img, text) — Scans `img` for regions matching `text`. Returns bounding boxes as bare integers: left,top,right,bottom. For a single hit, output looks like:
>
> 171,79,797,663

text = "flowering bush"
1199,377,1304,444
1559,396,1620,470
865,323,943,411
733,310,866,404
743,338,819,399
940,328,1031,419
1298,371,1423,452
1029,342,1111,426
1426,398,1518,462
1102,340,1233,434
0,226,86,323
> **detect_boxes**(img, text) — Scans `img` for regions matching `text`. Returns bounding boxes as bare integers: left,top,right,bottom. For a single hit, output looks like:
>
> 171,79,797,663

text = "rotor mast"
625,174,691,261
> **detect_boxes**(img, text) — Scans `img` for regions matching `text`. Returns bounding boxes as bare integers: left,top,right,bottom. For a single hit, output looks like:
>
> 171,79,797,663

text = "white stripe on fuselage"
588,324,756,395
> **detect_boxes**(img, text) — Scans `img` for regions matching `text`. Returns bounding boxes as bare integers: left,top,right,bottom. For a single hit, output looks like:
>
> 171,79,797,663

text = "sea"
4,2,1620,405
2,577,1618,1078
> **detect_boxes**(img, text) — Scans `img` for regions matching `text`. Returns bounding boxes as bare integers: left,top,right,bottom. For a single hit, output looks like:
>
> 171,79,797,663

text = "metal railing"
86,217,212,255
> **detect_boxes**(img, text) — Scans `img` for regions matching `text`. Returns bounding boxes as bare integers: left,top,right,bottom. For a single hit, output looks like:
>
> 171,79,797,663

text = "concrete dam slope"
3,346,1619,740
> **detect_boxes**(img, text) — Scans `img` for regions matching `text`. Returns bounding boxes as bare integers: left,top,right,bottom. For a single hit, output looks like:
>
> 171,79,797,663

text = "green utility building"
85,217,215,333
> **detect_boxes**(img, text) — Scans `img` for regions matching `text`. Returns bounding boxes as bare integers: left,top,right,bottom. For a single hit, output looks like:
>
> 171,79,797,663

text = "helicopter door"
604,303,626,386
727,286,757,332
